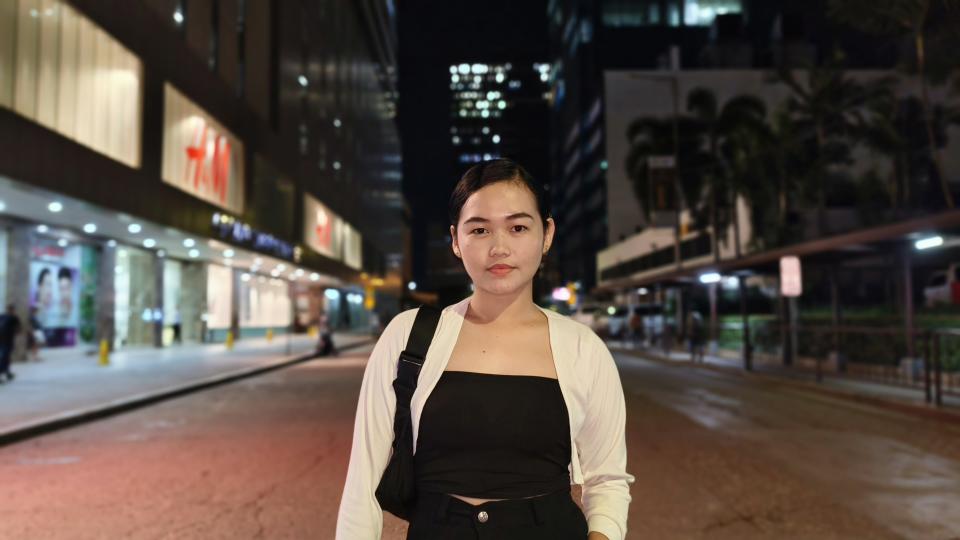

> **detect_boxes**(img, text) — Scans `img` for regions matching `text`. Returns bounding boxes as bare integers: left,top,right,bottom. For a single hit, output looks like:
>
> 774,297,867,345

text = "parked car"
924,263,960,307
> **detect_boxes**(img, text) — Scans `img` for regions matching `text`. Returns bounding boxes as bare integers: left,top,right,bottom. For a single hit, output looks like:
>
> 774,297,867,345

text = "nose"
489,230,510,258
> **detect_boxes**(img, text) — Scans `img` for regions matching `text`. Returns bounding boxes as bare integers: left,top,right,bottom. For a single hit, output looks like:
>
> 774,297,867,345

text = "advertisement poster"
30,244,82,347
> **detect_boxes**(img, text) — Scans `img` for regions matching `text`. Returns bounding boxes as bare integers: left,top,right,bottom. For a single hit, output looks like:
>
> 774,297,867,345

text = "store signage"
780,256,802,297
163,84,245,213
211,213,296,261
303,195,363,269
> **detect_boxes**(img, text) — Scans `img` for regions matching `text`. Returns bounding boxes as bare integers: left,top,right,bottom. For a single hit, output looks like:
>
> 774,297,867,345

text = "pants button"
477,510,489,523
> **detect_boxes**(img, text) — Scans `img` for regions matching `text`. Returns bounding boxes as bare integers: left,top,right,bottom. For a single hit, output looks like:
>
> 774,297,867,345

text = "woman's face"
38,273,52,307
450,181,554,297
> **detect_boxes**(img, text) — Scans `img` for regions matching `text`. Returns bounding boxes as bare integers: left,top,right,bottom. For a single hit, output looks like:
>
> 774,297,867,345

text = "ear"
450,225,461,258
542,217,555,255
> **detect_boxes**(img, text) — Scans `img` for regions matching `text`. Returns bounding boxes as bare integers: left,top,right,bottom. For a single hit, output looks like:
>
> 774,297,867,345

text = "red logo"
185,120,231,204
314,207,332,250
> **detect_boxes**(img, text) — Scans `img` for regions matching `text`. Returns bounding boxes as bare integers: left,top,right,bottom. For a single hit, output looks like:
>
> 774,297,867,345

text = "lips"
487,264,515,275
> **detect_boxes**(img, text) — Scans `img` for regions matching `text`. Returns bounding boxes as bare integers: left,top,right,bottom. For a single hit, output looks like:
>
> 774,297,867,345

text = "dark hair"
449,158,551,230
37,268,50,286
58,267,72,281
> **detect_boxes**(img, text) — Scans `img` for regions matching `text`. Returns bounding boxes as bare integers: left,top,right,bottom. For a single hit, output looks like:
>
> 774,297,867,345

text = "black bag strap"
392,305,442,412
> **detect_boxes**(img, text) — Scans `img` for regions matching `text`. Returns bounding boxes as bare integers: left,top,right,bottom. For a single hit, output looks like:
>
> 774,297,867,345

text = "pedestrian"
628,307,643,349
316,312,337,357
337,159,634,540
688,311,706,363
27,306,44,362
0,303,23,382
172,307,182,344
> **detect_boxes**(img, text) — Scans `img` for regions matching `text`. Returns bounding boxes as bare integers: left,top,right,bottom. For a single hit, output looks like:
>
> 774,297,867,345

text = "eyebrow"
462,212,536,225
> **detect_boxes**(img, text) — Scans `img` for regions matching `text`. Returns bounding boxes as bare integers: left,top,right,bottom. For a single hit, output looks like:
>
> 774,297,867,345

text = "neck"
466,284,539,325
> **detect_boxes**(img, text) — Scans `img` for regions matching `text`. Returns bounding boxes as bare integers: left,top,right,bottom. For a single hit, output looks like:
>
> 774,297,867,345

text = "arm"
335,311,415,540
577,337,635,540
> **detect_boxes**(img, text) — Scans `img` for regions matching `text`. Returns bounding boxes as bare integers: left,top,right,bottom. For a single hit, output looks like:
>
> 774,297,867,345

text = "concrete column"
903,248,915,360
708,281,718,353
789,296,799,367
230,268,240,342
96,242,117,351
153,253,164,348
6,224,31,362
778,277,790,366
738,274,752,371
830,265,845,372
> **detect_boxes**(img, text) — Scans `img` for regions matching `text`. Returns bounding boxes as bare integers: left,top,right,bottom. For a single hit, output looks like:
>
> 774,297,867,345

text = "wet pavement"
0,347,957,538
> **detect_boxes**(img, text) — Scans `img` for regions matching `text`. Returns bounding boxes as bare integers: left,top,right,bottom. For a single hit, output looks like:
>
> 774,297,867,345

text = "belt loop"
434,494,452,523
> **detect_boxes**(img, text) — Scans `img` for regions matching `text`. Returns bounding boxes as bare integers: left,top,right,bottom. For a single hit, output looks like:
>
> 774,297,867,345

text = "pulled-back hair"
448,158,550,230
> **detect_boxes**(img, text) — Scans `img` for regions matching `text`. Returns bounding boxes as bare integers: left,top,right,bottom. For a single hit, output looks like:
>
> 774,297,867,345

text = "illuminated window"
600,0,740,27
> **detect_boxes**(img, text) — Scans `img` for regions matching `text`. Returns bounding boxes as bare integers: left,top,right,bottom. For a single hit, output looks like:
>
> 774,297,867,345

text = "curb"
612,347,960,424
0,339,374,448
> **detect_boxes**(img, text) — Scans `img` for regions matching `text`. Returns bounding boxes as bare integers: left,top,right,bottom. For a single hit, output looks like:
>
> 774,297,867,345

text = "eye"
511,225,529,233
470,227,488,235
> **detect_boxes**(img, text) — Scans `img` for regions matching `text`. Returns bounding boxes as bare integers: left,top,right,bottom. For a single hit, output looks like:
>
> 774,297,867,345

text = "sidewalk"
0,332,375,445
609,340,960,420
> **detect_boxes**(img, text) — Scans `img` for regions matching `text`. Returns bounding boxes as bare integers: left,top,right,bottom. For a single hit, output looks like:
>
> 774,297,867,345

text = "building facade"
0,0,404,354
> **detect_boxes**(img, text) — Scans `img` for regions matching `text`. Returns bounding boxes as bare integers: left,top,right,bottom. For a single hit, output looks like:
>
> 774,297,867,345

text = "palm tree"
685,88,767,259
828,0,960,208
624,115,711,225
770,55,870,235
725,106,808,249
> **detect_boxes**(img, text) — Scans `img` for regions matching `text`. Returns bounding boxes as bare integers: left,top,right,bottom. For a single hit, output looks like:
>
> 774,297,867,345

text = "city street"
2,347,958,539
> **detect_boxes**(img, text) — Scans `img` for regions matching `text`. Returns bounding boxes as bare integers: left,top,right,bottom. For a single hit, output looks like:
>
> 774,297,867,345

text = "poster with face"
30,244,81,347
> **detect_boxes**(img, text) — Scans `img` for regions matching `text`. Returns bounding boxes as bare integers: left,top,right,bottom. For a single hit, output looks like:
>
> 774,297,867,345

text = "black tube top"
415,370,571,499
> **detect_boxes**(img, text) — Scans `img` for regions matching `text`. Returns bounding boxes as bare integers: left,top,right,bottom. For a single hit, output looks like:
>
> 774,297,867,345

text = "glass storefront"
322,287,369,332
0,0,143,167
239,275,291,336
205,263,232,340
162,259,182,345
113,246,156,348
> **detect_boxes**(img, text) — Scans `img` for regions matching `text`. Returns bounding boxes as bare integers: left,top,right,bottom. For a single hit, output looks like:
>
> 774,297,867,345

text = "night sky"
397,0,549,221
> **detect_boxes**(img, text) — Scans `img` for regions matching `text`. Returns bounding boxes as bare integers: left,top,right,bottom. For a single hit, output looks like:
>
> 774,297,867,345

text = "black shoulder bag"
375,305,442,520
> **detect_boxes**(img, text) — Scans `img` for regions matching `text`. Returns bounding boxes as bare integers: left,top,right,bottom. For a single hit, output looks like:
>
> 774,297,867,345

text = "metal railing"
626,321,958,407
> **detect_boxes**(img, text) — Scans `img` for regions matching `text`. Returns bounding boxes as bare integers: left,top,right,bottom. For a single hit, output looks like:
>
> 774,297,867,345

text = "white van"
924,264,960,307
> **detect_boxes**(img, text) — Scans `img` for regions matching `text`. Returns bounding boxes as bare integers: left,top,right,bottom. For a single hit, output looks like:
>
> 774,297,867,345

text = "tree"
624,115,711,225
685,88,767,259
829,0,960,208
770,54,871,235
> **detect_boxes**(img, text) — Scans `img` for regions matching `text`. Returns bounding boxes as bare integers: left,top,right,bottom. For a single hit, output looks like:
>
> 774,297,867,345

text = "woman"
337,159,634,540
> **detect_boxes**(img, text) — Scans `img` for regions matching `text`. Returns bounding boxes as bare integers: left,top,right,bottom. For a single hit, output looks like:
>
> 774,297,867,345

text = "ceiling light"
915,236,943,250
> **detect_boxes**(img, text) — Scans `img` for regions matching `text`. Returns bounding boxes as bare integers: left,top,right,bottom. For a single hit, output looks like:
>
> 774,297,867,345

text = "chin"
474,274,533,296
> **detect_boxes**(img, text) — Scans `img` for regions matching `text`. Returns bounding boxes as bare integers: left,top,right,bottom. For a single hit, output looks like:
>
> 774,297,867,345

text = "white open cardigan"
336,297,635,540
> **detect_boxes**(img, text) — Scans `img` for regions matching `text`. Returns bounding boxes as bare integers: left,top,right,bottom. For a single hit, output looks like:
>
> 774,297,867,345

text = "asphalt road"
1,346,958,539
